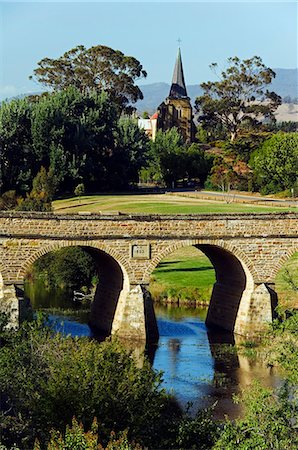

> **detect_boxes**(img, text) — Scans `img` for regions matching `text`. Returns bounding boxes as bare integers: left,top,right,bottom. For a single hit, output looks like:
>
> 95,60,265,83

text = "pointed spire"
169,47,188,98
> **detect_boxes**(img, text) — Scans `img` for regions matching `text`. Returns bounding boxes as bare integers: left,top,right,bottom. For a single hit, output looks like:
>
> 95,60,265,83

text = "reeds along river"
25,280,282,419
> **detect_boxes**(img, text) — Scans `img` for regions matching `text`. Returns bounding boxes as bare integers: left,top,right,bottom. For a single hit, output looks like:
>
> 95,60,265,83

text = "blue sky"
0,1,297,100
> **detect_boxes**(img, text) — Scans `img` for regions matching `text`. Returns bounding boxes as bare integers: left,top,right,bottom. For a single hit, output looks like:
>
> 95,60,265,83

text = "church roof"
169,47,188,99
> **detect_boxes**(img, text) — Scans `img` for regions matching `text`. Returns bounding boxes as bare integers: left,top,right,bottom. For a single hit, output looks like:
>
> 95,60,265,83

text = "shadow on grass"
156,266,213,274
157,261,182,266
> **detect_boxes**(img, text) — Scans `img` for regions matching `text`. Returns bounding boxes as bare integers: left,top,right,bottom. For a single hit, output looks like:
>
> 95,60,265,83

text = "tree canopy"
195,56,281,141
0,87,150,197
30,45,147,111
250,132,298,194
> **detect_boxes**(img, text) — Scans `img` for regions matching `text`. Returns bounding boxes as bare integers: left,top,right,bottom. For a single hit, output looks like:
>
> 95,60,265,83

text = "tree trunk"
230,131,237,142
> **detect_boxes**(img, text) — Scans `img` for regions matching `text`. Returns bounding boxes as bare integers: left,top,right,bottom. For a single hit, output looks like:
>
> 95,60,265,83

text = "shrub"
0,317,180,449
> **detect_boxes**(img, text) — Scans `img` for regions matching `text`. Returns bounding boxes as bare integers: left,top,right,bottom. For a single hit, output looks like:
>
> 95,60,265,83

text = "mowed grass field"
53,193,296,214
150,246,215,304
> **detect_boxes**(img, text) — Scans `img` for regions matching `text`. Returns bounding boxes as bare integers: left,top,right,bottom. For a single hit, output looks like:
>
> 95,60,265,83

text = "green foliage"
176,409,218,450
0,98,36,194
195,56,281,141
46,419,143,450
149,129,212,187
258,308,298,387
0,87,152,196
30,44,147,112
223,131,271,162
213,382,298,450
151,128,184,186
31,87,118,193
74,183,85,199
251,132,298,193
28,246,98,290
0,190,21,210
17,166,55,211
266,121,298,133
112,116,150,188
0,317,175,448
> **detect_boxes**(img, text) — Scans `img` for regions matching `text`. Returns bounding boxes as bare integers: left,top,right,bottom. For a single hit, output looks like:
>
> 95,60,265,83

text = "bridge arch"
147,239,255,333
269,246,298,281
20,241,130,337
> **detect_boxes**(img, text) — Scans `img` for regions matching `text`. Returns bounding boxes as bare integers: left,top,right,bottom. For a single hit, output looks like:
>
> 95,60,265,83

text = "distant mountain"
136,68,298,114
270,68,298,99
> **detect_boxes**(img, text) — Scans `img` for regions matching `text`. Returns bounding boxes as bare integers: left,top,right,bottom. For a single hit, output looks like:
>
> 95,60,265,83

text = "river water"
25,281,281,419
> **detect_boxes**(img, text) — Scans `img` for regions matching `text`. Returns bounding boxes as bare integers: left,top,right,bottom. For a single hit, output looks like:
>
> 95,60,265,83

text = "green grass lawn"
53,193,296,214
275,252,298,309
150,246,215,304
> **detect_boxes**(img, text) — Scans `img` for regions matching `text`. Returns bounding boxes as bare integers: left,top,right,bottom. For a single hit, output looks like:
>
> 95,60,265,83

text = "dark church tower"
157,48,195,142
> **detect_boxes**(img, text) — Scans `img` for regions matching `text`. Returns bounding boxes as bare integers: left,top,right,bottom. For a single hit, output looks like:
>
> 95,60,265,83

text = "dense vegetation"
26,247,98,292
1,309,298,450
1,52,297,211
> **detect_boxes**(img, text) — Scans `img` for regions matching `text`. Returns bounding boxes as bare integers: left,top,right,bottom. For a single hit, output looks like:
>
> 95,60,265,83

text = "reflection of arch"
20,241,130,337
147,239,255,333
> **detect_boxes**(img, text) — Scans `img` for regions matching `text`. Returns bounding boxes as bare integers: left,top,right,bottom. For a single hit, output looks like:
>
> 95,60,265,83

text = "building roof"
169,47,188,99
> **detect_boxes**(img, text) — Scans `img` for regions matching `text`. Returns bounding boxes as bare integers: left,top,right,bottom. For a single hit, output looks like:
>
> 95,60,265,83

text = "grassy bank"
275,252,298,309
150,246,215,305
53,193,296,215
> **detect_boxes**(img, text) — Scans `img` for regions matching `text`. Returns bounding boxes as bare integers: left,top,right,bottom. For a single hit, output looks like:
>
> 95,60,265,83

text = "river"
25,281,281,419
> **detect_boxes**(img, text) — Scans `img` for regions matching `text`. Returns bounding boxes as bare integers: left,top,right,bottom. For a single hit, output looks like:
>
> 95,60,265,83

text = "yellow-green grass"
53,193,296,215
149,246,215,304
275,252,298,309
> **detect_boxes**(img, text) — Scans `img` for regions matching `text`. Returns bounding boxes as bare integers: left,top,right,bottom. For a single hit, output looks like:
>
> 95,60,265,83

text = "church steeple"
169,47,188,98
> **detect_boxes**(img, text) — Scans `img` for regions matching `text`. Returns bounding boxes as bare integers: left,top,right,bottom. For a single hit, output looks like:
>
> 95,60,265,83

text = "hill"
136,68,298,117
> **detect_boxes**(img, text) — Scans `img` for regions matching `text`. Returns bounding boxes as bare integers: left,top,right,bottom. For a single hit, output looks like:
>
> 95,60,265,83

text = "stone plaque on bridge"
130,244,151,259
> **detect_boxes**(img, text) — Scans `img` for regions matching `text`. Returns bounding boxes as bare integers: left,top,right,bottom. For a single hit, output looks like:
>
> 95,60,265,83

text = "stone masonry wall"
0,212,297,286
0,211,297,337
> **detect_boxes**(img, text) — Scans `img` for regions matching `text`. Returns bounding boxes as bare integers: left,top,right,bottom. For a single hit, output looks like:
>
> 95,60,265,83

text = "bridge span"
0,211,297,341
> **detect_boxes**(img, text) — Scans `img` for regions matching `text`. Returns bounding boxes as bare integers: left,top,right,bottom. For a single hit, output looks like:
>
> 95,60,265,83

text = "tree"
150,128,185,187
31,87,118,193
250,132,298,194
111,117,150,188
0,98,37,194
30,45,147,112
74,183,85,203
195,56,281,142
17,166,56,212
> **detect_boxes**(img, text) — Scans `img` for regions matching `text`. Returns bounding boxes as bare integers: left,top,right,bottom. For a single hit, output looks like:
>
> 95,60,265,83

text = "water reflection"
149,305,281,418
25,283,281,419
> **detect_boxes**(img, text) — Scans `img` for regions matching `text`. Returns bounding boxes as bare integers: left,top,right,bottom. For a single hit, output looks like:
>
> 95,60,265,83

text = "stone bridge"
0,211,297,341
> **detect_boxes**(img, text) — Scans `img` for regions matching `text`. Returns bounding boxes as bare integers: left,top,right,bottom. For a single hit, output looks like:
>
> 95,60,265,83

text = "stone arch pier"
0,211,297,341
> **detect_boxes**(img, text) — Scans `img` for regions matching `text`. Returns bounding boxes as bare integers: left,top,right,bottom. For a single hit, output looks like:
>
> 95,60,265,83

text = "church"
138,48,196,143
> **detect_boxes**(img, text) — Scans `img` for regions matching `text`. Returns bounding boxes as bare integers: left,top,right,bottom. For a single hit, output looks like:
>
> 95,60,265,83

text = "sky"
0,1,297,100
